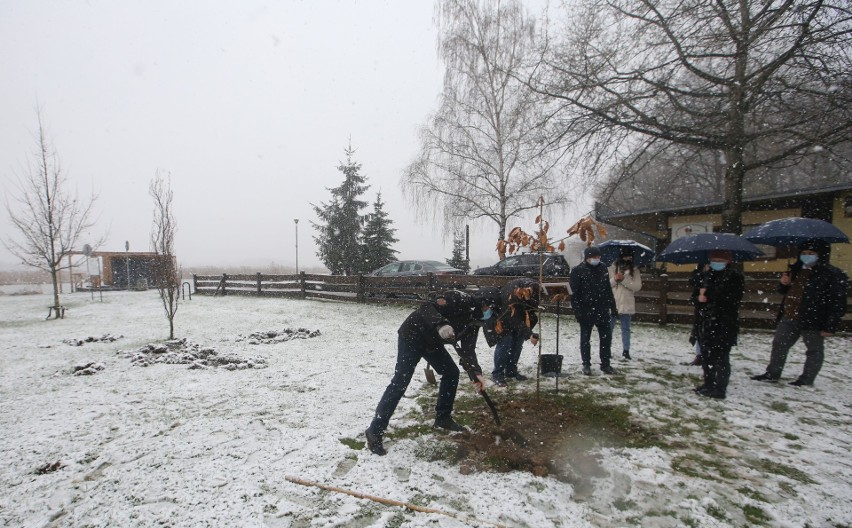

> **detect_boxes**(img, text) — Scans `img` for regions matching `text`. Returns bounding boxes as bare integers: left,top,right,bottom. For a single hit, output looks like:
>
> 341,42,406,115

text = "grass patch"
748,458,816,484
737,486,768,503
705,503,729,522
743,504,772,525
672,453,738,481
783,432,800,441
613,498,637,511
768,401,791,413
339,437,365,450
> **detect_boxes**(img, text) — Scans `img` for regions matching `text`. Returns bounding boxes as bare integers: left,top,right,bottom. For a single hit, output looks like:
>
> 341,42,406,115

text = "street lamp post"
294,219,299,274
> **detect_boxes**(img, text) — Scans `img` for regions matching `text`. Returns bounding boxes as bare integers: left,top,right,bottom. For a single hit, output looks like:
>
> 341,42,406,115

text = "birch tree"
402,0,567,256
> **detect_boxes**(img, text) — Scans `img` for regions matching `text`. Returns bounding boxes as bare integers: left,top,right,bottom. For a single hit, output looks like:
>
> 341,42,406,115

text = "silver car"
369,260,466,277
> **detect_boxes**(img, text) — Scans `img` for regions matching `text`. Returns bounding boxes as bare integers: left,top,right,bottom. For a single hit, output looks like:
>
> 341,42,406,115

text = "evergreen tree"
312,145,370,275
361,192,399,273
446,231,470,273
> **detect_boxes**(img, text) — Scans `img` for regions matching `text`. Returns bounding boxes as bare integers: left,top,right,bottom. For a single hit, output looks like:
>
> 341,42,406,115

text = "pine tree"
361,192,399,273
312,145,370,275
446,231,470,273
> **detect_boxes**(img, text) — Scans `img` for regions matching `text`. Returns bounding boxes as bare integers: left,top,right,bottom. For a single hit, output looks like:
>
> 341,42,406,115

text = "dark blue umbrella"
658,233,764,264
742,217,849,246
596,239,656,266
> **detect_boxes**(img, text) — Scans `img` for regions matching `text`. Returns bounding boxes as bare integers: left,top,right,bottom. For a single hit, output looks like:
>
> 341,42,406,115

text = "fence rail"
193,272,851,332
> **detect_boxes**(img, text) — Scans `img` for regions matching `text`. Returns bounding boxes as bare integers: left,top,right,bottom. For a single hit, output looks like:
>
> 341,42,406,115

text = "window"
845,195,852,218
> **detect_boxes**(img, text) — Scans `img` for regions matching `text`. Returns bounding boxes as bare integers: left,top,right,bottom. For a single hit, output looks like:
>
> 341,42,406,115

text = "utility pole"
125,240,130,291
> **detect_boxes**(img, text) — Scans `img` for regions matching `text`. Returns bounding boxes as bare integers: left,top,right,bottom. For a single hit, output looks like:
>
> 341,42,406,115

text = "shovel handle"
480,389,501,426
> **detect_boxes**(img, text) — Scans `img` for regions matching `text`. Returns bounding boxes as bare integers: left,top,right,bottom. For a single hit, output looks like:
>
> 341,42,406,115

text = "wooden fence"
193,272,851,332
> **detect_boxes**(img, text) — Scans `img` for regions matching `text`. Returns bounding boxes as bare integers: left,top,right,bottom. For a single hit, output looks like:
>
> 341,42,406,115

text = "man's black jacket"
569,261,617,322
778,261,848,334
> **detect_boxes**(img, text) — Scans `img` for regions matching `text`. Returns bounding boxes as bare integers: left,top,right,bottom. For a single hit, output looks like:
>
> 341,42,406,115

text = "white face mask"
800,254,818,266
587,258,601,266
709,261,727,271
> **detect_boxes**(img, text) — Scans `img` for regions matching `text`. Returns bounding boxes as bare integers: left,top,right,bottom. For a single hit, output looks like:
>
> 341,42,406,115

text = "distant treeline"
184,264,329,277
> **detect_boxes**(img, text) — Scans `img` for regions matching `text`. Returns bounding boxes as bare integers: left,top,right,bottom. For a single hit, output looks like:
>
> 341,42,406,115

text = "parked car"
472,253,570,277
369,260,466,277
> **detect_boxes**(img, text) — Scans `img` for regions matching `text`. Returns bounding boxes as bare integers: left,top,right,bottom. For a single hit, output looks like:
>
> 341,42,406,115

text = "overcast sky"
0,0,585,272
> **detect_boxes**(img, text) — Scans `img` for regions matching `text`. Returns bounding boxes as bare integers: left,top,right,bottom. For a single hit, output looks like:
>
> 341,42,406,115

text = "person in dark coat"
694,250,744,400
751,240,848,386
489,278,540,386
570,246,618,375
687,264,710,366
365,289,496,455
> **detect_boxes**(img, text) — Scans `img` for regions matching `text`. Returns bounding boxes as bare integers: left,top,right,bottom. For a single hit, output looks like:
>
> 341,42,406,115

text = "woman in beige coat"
609,249,642,359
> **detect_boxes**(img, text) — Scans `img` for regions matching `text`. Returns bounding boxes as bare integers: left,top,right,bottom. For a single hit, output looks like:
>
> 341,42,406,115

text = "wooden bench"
47,305,66,319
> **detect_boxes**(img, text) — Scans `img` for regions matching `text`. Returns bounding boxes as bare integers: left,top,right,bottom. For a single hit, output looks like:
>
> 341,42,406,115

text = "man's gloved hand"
530,333,539,346
438,325,455,341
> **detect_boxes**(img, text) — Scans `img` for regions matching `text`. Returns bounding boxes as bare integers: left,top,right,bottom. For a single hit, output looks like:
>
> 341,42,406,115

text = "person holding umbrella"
750,240,848,386
608,247,642,360
364,289,496,456
693,250,745,400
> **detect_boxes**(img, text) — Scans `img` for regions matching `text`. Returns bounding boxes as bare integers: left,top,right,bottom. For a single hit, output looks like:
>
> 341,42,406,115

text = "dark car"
369,260,466,277
472,253,570,277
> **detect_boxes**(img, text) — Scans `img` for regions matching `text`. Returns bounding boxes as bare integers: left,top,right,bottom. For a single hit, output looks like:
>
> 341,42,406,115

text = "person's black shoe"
789,378,813,387
491,374,508,387
511,372,529,381
582,365,592,376
750,373,779,382
622,350,631,360
434,416,465,432
601,365,616,375
365,428,387,456
689,355,703,366
693,384,711,394
701,390,726,400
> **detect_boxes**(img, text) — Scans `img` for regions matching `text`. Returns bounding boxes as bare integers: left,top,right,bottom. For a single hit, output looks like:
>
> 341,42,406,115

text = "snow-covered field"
1,290,850,528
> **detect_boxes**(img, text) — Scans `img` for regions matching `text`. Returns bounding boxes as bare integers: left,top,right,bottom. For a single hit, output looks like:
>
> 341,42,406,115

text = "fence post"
658,275,668,325
428,272,436,297
222,273,228,296
257,272,262,295
193,273,198,292
357,274,365,303
299,271,306,298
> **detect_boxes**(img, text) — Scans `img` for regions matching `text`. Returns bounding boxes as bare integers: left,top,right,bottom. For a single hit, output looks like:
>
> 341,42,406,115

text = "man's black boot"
622,350,631,360
750,373,778,382
582,364,592,376
434,416,465,432
601,365,616,375
365,428,387,456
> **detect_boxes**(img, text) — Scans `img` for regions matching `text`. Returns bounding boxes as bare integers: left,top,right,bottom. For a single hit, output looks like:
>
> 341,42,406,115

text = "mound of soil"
449,393,617,497
63,334,123,346
123,338,268,370
236,328,321,345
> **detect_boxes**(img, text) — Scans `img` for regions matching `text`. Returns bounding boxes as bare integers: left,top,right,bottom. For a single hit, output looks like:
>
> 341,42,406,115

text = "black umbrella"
597,239,656,266
658,233,764,264
742,217,849,246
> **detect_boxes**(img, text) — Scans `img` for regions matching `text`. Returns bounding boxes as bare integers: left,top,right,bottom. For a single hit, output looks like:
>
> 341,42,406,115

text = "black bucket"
540,354,563,375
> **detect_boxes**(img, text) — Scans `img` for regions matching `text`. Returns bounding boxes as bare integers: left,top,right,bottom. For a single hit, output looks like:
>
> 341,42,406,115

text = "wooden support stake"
285,475,507,528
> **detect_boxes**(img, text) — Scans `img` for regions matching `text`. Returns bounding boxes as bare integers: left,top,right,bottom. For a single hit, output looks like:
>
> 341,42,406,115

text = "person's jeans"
610,313,632,352
767,319,825,383
369,335,459,436
493,330,525,378
579,317,612,368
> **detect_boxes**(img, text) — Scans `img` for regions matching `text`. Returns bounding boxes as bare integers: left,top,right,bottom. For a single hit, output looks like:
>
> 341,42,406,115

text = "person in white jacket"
609,248,642,359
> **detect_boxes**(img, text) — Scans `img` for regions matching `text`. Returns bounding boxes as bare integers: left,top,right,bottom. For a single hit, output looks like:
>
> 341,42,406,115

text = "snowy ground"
1,290,850,528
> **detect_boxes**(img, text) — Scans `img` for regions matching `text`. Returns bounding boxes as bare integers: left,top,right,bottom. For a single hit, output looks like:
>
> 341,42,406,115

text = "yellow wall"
831,192,852,275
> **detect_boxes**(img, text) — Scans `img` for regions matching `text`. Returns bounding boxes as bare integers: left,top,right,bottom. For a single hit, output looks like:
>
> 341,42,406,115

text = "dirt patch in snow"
62,334,123,346
235,328,321,345
123,338,268,370
446,391,657,496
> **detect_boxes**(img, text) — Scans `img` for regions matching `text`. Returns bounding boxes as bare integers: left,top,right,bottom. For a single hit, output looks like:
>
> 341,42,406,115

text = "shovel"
424,364,437,385
450,341,501,426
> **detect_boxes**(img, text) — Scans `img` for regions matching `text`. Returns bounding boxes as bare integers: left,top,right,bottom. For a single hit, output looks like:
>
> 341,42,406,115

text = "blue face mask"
588,258,601,266
709,261,727,271
480,308,493,321
800,254,818,266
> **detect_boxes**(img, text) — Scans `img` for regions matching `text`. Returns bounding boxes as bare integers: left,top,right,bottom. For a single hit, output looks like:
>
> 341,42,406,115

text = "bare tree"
3,111,102,317
534,0,852,233
402,0,568,257
149,171,179,339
